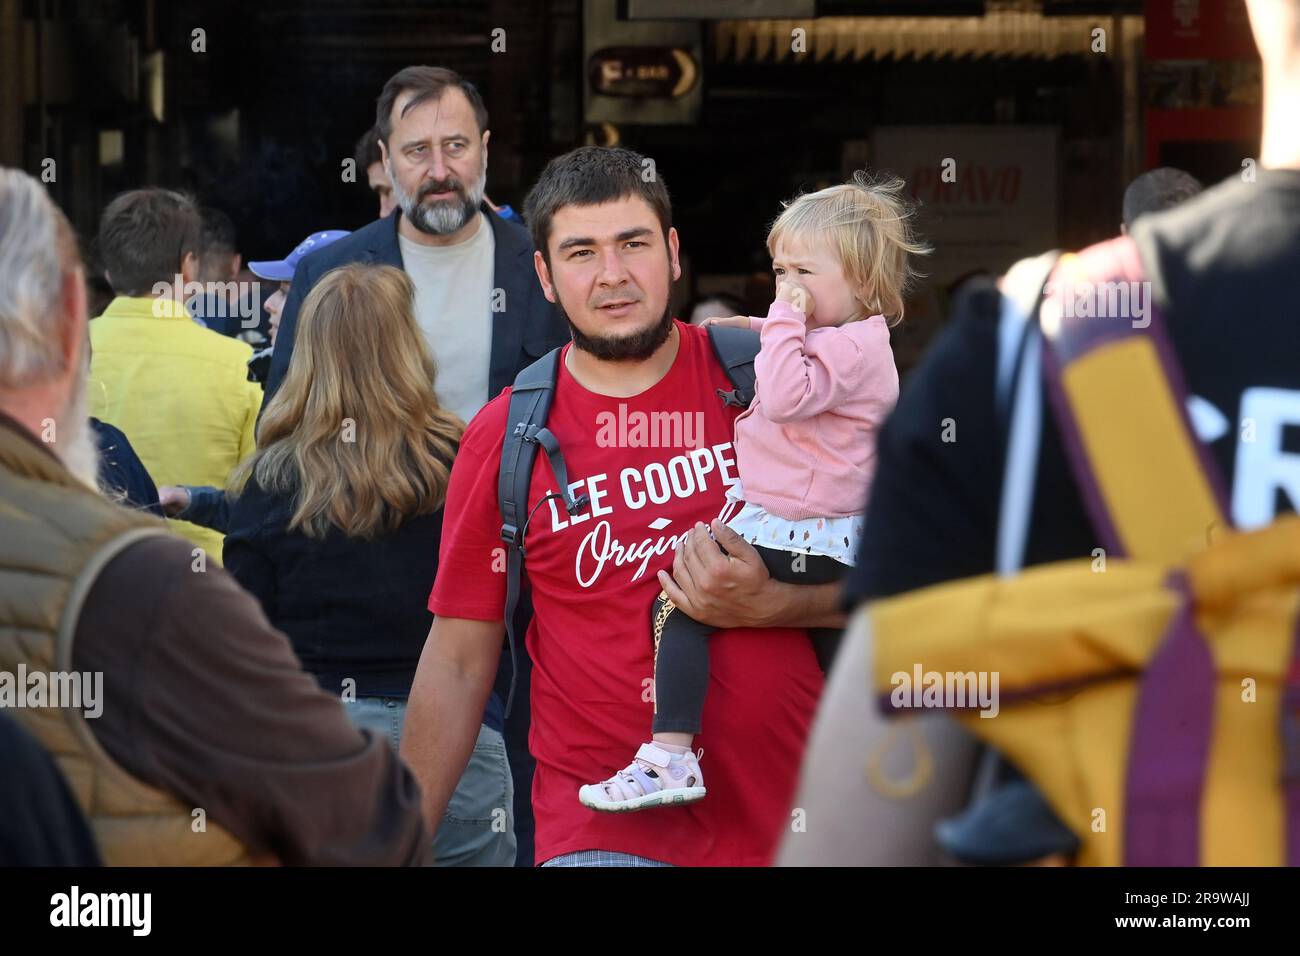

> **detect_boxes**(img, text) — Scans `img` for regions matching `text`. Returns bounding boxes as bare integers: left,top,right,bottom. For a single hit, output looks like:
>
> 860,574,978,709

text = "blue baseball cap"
248,230,351,282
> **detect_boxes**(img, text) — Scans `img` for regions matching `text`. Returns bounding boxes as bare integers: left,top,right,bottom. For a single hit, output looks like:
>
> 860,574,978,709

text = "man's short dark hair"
523,146,672,263
354,125,383,170
198,206,238,258
375,66,488,147
97,189,200,297
1122,167,1204,230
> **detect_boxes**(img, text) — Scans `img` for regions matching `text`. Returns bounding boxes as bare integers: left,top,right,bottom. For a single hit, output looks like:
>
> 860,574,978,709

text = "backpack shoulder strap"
499,349,561,553
496,349,559,719
996,251,1061,428
706,324,760,408
995,252,1061,576
1039,236,1229,563
496,346,589,717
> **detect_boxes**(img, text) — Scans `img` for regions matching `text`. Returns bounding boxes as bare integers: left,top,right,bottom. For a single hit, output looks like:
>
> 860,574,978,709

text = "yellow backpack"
868,236,1299,866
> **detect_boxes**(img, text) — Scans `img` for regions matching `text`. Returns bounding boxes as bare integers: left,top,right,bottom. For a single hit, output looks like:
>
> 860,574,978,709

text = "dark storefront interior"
0,0,1260,364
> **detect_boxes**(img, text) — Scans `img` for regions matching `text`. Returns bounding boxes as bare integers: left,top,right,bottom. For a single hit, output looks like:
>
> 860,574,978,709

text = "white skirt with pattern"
718,479,862,566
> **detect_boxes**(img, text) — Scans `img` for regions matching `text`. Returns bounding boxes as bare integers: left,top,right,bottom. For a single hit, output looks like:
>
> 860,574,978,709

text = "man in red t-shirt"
403,146,846,866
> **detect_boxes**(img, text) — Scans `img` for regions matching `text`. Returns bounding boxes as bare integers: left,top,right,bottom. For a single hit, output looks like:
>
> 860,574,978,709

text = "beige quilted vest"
0,420,252,865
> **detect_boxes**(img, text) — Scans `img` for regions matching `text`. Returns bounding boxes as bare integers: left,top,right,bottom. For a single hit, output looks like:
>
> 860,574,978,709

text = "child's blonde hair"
766,170,931,325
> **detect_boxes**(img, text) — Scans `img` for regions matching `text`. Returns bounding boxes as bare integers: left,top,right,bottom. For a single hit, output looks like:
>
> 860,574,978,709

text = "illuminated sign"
588,47,699,98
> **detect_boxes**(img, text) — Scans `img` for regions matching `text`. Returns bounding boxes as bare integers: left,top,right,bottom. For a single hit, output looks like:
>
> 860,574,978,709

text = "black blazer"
264,205,570,407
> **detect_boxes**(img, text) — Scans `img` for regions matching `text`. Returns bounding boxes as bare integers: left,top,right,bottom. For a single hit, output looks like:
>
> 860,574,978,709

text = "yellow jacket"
89,296,260,561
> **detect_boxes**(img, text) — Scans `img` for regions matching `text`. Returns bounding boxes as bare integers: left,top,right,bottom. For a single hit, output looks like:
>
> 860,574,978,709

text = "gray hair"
0,168,74,388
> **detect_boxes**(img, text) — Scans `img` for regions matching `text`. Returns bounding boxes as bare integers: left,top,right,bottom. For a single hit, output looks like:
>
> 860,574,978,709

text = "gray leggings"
649,546,847,735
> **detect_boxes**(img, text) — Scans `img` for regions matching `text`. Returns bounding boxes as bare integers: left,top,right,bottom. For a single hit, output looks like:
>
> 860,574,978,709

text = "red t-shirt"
429,321,823,866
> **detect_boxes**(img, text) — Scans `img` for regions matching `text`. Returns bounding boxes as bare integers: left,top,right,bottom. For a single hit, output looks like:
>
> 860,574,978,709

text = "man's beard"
389,158,485,236
59,356,100,491
564,301,676,362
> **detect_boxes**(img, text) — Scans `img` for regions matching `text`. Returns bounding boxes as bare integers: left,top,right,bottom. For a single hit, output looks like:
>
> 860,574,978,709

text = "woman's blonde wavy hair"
766,170,931,326
232,264,463,540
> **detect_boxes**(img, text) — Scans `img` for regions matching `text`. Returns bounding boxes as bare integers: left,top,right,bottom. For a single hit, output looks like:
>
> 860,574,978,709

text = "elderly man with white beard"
0,168,430,867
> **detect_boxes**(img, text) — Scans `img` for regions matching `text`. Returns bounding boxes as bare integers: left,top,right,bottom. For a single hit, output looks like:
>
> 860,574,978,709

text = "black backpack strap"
706,324,760,408
497,347,588,717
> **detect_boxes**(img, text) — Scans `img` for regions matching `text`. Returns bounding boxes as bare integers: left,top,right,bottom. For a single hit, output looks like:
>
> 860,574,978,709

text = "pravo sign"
873,125,1059,282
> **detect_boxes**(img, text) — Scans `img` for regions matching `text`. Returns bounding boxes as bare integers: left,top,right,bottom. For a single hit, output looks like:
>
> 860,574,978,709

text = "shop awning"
713,11,1144,62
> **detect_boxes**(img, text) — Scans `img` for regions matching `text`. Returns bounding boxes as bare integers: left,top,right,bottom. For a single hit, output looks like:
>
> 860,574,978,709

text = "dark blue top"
0,713,101,865
222,473,503,732
178,484,231,533
91,418,164,517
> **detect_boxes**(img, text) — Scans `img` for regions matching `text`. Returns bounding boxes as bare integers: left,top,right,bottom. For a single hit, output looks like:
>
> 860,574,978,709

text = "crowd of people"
2,0,1300,868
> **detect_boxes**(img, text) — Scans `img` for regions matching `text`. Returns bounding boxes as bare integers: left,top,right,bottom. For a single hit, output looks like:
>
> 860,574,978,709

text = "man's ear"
482,128,491,160
232,253,243,277
668,227,682,282
180,250,198,288
378,137,390,167
534,249,557,304
59,266,89,368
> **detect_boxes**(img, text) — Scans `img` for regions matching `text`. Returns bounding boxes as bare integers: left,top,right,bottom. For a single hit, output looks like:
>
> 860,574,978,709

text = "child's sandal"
578,743,707,813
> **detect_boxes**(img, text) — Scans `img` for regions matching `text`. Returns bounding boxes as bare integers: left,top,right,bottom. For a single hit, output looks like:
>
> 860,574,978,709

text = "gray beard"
60,366,100,491
390,162,486,236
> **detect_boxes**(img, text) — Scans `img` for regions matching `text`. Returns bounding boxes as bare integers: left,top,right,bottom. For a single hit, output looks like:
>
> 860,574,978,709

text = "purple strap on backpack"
1283,631,1300,866
1038,237,1225,866
1122,574,1216,866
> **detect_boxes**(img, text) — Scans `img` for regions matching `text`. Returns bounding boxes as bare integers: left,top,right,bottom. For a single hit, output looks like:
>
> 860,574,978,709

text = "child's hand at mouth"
775,280,815,320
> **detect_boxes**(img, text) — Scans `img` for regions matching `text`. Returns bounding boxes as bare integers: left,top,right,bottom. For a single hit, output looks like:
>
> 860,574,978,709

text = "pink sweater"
733,299,899,521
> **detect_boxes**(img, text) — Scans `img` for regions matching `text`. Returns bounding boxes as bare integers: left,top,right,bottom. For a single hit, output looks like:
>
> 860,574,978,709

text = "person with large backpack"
402,146,846,867
779,0,1300,867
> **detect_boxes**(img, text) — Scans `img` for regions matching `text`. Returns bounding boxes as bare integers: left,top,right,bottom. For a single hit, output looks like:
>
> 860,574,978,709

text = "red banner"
1146,0,1257,60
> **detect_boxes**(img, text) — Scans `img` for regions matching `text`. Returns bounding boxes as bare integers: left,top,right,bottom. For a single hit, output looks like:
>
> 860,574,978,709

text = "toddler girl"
579,172,930,813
